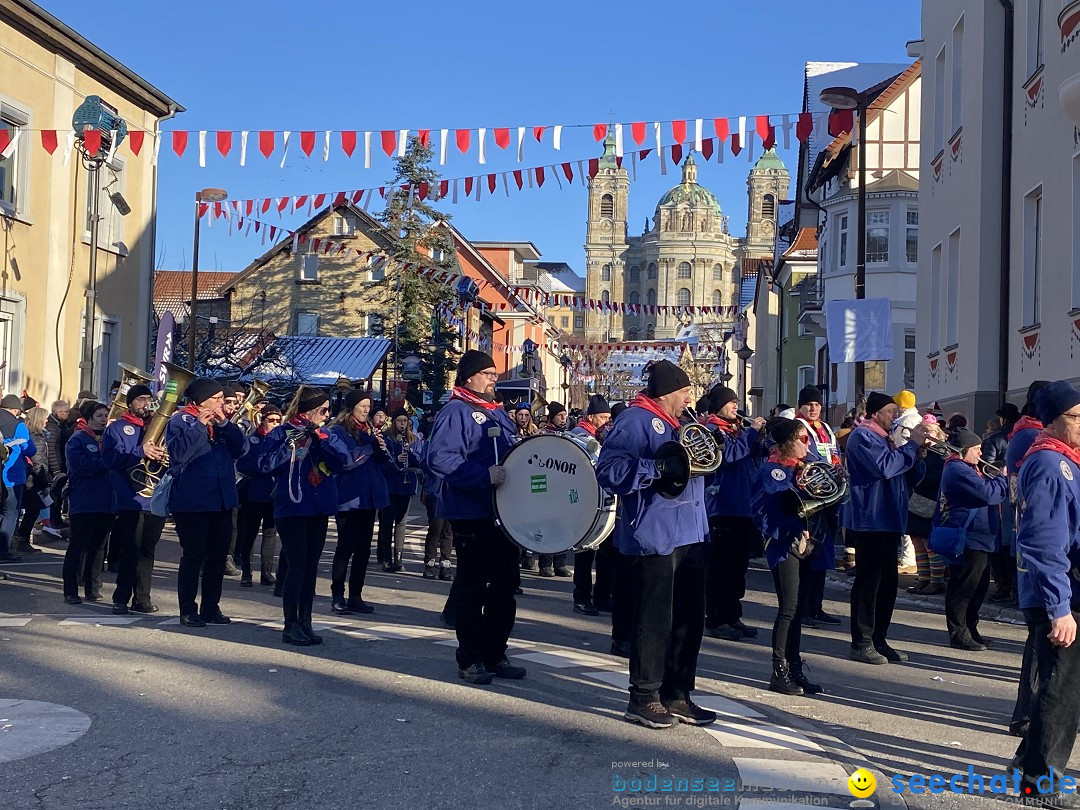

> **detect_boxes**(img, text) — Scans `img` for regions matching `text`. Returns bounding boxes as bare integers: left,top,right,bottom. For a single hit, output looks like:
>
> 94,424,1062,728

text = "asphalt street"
0,505,1063,810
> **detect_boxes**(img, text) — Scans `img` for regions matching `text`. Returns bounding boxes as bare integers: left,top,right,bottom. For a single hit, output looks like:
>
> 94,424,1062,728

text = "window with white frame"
797,365,815,391
1023,188,1043,327
946,228,961,344
300,250,319,281
560,316,569,328
904,331,916,389
85,157,126,252
1028,0,1044,78
677,287,691,307
366,312,384,337
297,312,319,337
930,243,942,351
0,101,28,216
333,214,355,236
867,211,889,263
677,261,692,279
934,46,946,154
951,15,964,134
906,211,919,264
839,215,849,267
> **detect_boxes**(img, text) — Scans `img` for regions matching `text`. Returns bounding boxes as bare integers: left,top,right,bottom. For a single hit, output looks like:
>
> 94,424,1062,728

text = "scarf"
1023,432,1080,470
860,419,892,444
451,386,498,411
352,416,371,434
75,417,99,442
1009,415,1043,440
575,419,597,437
708,414,740,437
767,449,799,467
182,403,213,439
629,392,680,430
121,411,145,429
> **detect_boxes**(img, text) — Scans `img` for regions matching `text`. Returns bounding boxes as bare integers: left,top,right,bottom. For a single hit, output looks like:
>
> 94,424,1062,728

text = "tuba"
106,363,155,423
790,461,849,518
675,407,723,476
128,361,194,498
232,377,270,430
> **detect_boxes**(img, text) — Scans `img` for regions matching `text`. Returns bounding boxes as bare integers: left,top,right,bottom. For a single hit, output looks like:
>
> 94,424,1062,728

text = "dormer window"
333,214,355,236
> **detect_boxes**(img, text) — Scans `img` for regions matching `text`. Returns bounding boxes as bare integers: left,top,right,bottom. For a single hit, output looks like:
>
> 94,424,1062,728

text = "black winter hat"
610,402,627,420
455,350,496,384
391,407,410,420
645,360,691,398
297,387,330,414
342,389,372,413
1035,380,1080,427
864,391,894,416
125,384,153,406
586,395,611,415
708,386,738,413
547,402,567,418
797,385,822,407
996,402,1021,422
184,377,223,406
950,428,983,452
767,416,803,447
1026,380,1052,406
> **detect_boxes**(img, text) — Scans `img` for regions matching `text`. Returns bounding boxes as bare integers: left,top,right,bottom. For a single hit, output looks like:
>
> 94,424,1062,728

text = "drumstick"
487,425,502,465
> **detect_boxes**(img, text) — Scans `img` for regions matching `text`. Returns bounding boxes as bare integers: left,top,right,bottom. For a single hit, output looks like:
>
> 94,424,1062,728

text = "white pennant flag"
631,151,637,181
62,130,75,166
653,120,662,153
364,131,372,169
452,178,458,203
553,164,563,189
527,167,534,188
397,129,408,157
106,129,119,164
694,119,703,152
852,113,860,147
240,130,248,166
478,127,487,164
439,128,448,165
517,126,525,162
501,172,509,197
737,116,746,147
474,177,481,201
747,130,756,162
781,114,792,149
198,130,206,167
553,125,562,150
280,130,291,168
151,133,162,167
1,128,20,161
323,130,331,161
614,123,623,157
577,160,585,186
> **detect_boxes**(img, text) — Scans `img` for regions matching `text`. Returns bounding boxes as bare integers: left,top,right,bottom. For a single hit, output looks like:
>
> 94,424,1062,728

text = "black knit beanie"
455,350,496,385
125,384,153,406
184,377,223,406
645,360,691,397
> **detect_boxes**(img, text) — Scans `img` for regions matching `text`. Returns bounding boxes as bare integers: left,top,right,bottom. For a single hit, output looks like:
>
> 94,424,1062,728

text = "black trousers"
173,511,232,617
15,503,41,542
1013,623,1042,728
111,510,166,607
771,554,810,662
277,514,329,619
705,515,757,628
237,500,276,574
450,516,520,669
848,530,900,648
377,494,412,562
945,548,991,640
1015,608,1080,790
628,542,707,703
63,512,114,597
611,546,633,644
423,495,453,563
990,548,1017,595
805,568,827,616
539,553,568,571
573,536,615,604
333,509,376,600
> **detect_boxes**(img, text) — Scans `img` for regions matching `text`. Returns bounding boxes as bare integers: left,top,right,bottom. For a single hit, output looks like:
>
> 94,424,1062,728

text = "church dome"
654,153,722,218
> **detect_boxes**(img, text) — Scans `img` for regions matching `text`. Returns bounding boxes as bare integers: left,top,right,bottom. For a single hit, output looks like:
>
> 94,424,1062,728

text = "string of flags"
497,287,740,320
2,110,855,168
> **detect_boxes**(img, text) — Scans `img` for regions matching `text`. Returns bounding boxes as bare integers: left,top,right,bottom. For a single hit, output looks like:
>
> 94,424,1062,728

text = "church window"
677,288,691,307
647,263,657,280
601,194,614,218
601,290,610,303
646,324,656,339
602,264,612,281
677,261,692,279
712,263,724,281
629,265,641,283
762,194,776,219
629,291,640,305
646,288,657,305
712,289,723,306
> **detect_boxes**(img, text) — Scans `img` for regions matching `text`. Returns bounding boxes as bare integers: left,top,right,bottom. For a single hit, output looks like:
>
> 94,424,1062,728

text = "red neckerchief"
1009,415,1043,440
544,422,565,433
768,450,799,467
575,419,597,437
1023,432,1080,469
182,403,213,439
121,411,145,428
708,415,740,437
629,392,680,430
256,424,272,437
75,418,99,442
451,386,498,411
351,416,371,434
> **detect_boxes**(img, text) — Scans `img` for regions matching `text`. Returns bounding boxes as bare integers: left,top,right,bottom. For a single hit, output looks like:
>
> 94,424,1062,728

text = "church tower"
583,133,629,343
743,148,790,259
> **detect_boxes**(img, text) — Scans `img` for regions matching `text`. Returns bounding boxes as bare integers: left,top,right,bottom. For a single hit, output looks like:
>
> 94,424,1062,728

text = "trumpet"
735,410,756,429
901,429,1005,477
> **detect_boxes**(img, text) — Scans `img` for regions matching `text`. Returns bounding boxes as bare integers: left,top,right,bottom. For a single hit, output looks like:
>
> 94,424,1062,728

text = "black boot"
331,595,350,615
260,564,276,586
789,658,824,695
298,603,322,645
282,607,312,646
769,659,804,696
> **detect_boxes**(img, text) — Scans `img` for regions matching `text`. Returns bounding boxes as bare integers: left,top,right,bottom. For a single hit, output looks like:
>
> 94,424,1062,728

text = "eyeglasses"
265,417,282,423
797,434,811,444
1061,412,1080,423
316,406,331,414
478,371,499,380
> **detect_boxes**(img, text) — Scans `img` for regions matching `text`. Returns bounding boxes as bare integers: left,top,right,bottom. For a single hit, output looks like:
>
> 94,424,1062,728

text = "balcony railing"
796,275,823,314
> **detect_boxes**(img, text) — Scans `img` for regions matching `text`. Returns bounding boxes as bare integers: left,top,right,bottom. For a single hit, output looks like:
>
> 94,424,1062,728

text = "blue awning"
251,337,392,385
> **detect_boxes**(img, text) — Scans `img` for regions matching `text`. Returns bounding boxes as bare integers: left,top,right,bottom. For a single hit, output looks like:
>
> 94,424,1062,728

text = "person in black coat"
984,402,1020,604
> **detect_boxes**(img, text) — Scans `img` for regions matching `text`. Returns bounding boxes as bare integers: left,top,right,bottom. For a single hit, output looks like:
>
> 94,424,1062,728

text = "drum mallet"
487,425,502,465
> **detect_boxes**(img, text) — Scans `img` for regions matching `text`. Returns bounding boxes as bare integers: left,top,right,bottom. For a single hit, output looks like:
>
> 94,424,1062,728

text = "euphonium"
128,361,194,498
106,363,155,423
791,461,849,518
676,407,724,476
231,378,270,430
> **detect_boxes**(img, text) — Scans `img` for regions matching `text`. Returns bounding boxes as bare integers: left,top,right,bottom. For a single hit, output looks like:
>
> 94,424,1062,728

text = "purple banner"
154,311,175,393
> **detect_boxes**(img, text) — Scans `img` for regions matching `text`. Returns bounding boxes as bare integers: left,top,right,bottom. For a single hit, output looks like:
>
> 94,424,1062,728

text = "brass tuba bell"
675,408,723,476
128,361,194,498
106,363,155,423
791,461,849,518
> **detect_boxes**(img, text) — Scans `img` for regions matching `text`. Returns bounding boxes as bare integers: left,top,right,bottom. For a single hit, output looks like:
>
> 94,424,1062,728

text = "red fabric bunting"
671,120,686,144
259,131,275,158
381,130,396,156
701,138,714,161
587,158,598,178
417,182,429,200
341,130,357,157
128,130,144,156
615,156,623,169
277,197,289,212
418,129,431,147
261,199,272,214
670,144,683,165
300,131,316,157
351,190,363,204
171,131,188,157
796,112,813,142
82,128,100,157
40,130,57,155
755,115,771,141
536,166,545,187
244,200,253,216
714,118,729,142
631,122,646,145
562,162,573,182
828,109,854,137
494,128,510,149
439,180,449,198
294,195,308,210
456,129,471,153
533,126,545,142
593,123,607,141
333,192,346,207
465,176,474,195
731,133,742,156
487,174,497,194
313,193,326,209
216,130,232,157
640,148,651,161
197,203,209,219
512,170,523,190
762,126,776,151
213,202,223,218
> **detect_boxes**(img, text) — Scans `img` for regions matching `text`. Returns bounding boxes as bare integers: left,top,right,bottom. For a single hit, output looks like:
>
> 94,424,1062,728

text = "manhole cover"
0,699,91,763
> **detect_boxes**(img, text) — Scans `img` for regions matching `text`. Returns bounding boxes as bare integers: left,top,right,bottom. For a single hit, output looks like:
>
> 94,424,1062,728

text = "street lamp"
819,85,869,409
735,340,754,412
189,187,228,371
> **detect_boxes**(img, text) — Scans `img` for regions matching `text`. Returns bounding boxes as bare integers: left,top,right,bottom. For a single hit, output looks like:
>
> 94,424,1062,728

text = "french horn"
675,407,723,476
790,461,849,518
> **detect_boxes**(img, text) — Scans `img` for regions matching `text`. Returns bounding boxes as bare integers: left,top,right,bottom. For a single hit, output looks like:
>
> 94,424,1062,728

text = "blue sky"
40,0,921,278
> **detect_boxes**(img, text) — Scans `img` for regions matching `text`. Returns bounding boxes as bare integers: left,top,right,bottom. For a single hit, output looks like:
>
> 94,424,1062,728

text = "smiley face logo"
847,768,876,798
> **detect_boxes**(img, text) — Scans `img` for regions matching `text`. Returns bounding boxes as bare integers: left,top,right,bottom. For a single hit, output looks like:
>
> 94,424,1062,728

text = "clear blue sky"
40,0,921,277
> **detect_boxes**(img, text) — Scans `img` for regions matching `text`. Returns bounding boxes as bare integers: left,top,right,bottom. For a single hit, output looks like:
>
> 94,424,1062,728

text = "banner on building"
154,311,175,393
824,298,894,363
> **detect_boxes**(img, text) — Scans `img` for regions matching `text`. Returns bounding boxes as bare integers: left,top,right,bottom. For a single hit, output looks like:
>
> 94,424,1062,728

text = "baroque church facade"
583,137,789,341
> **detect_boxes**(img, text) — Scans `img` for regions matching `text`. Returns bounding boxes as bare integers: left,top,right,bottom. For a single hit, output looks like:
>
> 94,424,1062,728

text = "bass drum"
494,433,613,555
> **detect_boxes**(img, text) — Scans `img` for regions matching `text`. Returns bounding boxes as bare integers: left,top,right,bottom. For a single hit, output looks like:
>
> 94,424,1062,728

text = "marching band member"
539,401,571,577
751,417,825,696
329,389,389,611
235,404,283,587
62,401,115,604
596,360,715,729
1013,380,1080,807
421,436,454,582
570,395,613,616
935,428,1008,651
165,378,246,628
257,386,352,645
426,350,525,686
793,385,842,626
544,402,568,433
985,402,1020,606
510,401,540,573
906,416,949,596
703,385,767,641
102,384,167,615
842,392,926,665
377,408,421,573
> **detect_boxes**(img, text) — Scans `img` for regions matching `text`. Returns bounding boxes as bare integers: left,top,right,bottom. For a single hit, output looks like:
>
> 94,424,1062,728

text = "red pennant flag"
670,144,683,165
828,109,854,137
171,131,188,157
671,120,686,144
259,131,275,158
587,158,598,178
418,129,431,147
465,176,474,195
593,123,607,142
300,131,316,157
351,190,363,204
128,130,145,156
701,138,714,161
640,148,651,161
216,130,233,157
631,121,646,145
487,174,497,194
562,162,573,182
310,238,321,252
277,197,289,212
81,128,100,157
294,195,308,210
417,182,429,200
536,166,545,187
796,112,813,142
313,193,326,209
40,130,58,155
333,192,346,207
213,202,223,219
197,203,209,219
756,116,771,142
615,156,623,169
762,126,776,150
439,180,449,198
380,130,396,156
494,128,510,149
341,130,357,156
714,118,729,142
731,133,742,156
261,199,271,214
533,126,545,142
456,129,471,153
513,170,523,190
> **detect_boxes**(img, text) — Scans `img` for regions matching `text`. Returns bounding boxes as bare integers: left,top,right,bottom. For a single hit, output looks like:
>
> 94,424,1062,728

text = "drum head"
494,434,601,555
